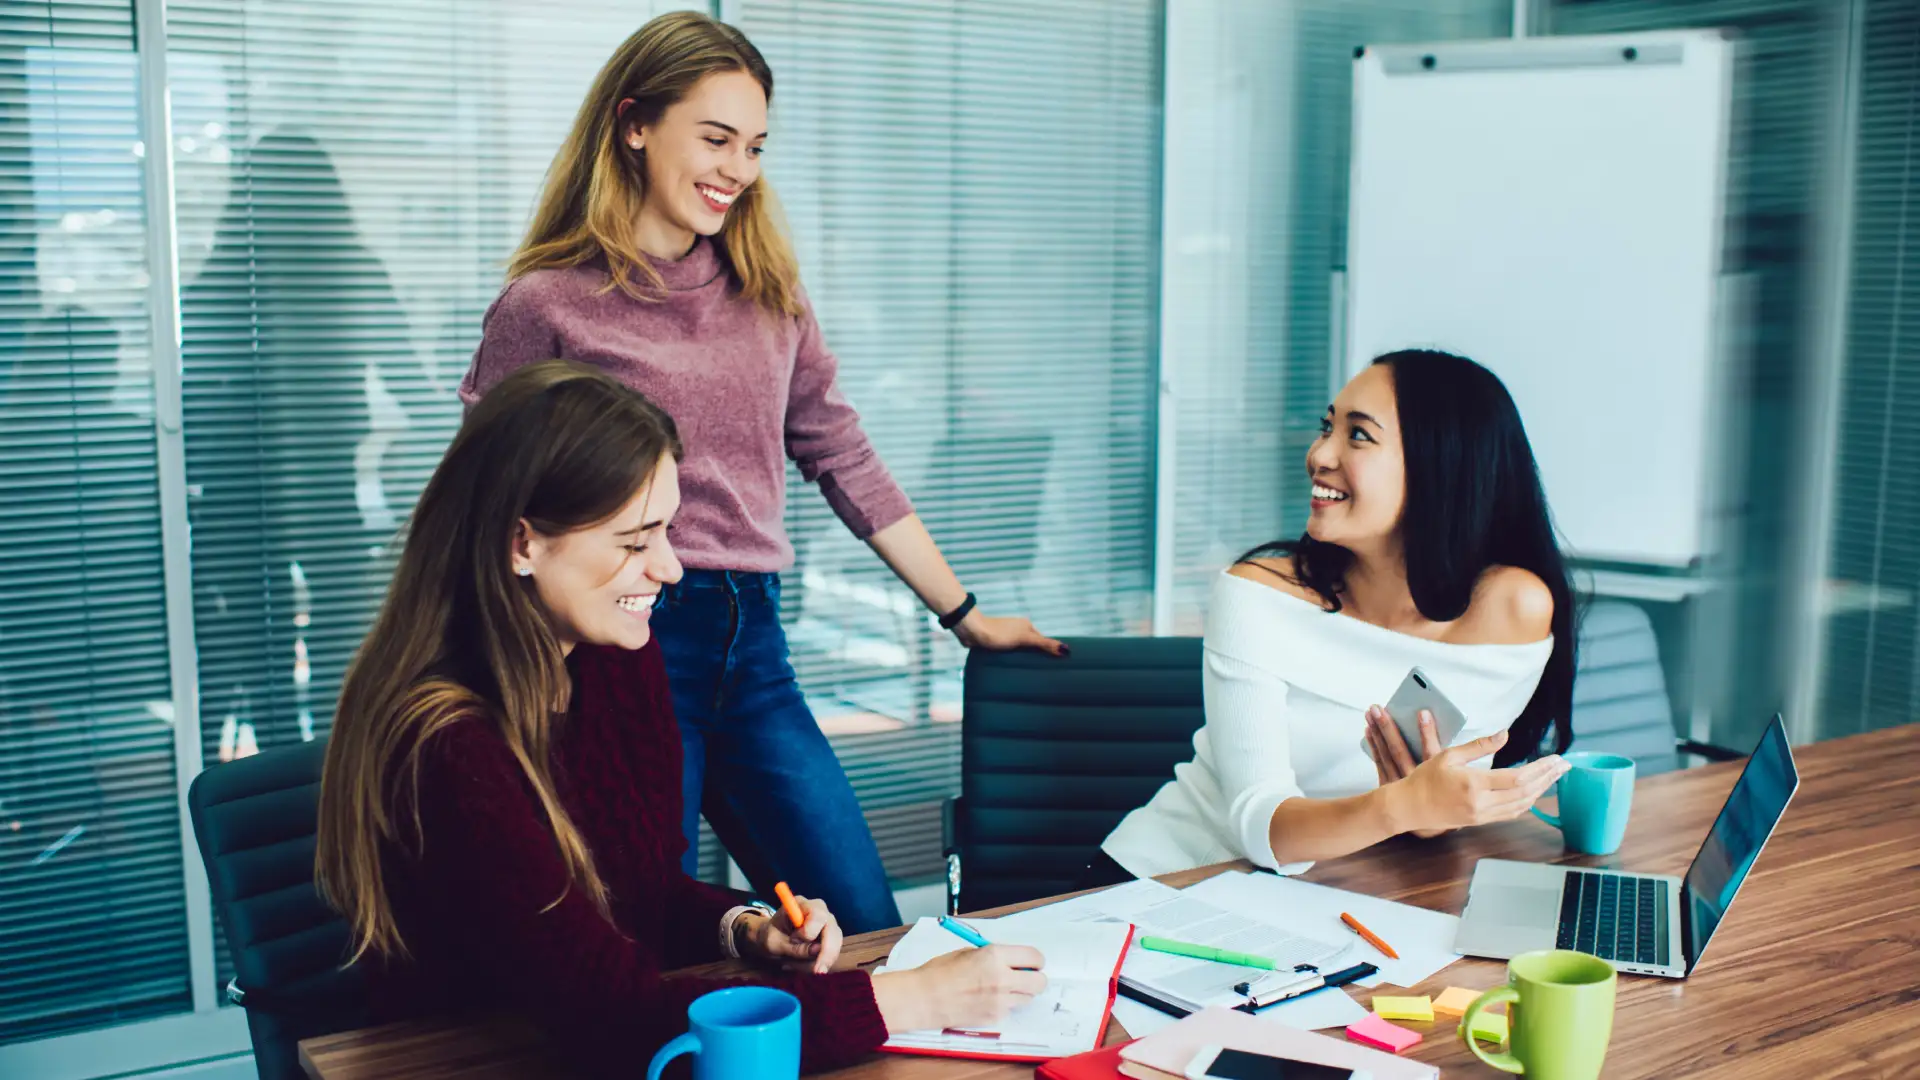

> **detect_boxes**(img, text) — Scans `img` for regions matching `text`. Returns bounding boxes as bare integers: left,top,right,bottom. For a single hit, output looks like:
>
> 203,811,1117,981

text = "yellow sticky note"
1465,1011,1509,1044
1371,995,1434,1022
1433,986,1481,1018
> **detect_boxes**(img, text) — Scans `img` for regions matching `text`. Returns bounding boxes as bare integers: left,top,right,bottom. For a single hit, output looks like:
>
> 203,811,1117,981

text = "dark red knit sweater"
366,640,889,1074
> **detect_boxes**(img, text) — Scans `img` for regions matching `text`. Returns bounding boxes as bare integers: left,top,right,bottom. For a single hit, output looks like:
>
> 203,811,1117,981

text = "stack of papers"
1000,878,1354,1015
907,869,1469,1051
875,916,1134,1060
1179,871,1465,988
1116,894,1352,1014
1002,871,1467,1038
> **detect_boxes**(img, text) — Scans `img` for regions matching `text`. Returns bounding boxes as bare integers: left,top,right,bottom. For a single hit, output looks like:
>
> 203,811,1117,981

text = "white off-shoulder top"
1102,569,1552,878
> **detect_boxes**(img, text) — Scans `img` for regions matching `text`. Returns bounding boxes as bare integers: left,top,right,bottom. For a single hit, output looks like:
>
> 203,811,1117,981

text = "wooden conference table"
301,724,1920,1079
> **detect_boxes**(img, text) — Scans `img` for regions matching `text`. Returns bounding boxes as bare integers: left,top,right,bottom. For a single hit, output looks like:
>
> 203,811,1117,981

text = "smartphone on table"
1183,1044,1370,1080
1359,665,1469,765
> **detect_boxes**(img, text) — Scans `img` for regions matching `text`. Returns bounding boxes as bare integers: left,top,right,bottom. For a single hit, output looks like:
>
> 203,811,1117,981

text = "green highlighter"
1138,936,1278,970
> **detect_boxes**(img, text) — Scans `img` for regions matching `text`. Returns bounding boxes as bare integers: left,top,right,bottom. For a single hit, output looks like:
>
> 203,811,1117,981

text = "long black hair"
1242,349,1577,766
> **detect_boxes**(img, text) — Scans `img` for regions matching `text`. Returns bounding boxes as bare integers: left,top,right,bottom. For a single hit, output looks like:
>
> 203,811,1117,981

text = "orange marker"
773,881,808,930
1340,911,1400,960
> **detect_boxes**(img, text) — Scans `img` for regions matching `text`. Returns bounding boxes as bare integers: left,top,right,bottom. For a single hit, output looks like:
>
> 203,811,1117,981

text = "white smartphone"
1183,1044,1369,1080
1360,665,1470,765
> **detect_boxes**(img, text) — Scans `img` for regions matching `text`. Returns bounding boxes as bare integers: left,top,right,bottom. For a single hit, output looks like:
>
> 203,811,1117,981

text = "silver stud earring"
516,566,533,578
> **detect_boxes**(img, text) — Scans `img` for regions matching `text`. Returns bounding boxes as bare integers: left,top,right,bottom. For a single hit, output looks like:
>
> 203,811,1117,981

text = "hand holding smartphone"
1360,665,1469,765
1184,1044,1370,1080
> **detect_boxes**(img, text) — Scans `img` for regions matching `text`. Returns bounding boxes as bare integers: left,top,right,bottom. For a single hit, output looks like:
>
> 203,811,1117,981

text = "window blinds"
0,0,190,1043
1821,0,1920,735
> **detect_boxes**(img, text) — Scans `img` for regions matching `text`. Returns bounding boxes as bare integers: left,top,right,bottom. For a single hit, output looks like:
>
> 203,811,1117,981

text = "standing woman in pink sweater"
460,11,1061,933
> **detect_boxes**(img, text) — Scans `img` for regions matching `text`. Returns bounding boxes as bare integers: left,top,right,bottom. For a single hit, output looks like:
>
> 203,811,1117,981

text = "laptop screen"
1681,715,1798,967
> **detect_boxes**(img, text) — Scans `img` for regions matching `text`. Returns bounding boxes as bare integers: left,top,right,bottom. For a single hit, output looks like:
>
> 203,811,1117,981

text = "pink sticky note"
1346,1013,1423,1054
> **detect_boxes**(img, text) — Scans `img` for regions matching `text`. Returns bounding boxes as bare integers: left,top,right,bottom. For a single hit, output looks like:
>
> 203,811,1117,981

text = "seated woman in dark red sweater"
314,360,1043,1073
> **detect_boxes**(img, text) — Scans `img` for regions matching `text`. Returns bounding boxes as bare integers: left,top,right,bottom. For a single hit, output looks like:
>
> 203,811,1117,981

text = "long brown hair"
316,360,683,963
509,10,802,316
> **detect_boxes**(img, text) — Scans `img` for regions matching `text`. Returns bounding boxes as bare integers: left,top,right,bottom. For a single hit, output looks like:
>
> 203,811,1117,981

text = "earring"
516,566,533,578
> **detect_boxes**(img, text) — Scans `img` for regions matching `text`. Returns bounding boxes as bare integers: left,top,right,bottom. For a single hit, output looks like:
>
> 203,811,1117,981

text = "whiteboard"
1345,32,1733,566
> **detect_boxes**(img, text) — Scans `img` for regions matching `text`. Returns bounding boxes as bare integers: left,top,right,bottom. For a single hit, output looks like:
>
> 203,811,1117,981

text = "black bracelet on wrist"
938,592,978,631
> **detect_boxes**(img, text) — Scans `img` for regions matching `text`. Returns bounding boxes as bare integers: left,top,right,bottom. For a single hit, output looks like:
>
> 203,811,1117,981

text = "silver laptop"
1455,714,1798,978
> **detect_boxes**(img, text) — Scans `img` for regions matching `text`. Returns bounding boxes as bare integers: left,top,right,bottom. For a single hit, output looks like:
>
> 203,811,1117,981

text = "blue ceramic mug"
1532,752,1635,855
645,986,801,1080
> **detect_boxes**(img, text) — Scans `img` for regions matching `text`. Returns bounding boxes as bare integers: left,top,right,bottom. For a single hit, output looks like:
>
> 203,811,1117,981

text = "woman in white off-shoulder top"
1093,350,1579,885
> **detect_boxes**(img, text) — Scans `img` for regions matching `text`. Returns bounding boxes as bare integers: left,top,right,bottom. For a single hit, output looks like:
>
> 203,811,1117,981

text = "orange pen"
1340,912,1400,960
773,881,808,930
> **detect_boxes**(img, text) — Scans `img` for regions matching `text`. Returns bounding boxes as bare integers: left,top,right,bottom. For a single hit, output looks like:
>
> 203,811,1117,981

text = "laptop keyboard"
1554,870,1669,966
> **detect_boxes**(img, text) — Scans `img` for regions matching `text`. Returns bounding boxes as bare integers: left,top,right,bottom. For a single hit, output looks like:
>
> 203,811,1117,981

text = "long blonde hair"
509,10,802,316
315,361,684,963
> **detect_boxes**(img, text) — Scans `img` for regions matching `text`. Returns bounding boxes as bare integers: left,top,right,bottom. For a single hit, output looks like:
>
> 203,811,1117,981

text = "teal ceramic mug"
1532,752,1635,855
645,986,801,1080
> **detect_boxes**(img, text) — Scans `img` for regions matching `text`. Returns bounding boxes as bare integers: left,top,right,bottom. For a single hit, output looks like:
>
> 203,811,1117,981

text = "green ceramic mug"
1461,950,1616,1080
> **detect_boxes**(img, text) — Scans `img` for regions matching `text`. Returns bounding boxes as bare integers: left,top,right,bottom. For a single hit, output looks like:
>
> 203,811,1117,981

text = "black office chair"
944,637,1205,914
188,740,368,1080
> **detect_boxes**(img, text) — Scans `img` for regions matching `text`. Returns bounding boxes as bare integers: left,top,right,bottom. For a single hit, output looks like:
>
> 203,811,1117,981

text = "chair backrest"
1569,600,1680,775
187,740,367,1080
953,637,1204,912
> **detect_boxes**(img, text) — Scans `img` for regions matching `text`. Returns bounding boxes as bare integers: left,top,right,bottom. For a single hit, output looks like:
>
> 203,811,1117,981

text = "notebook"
1117,1006,1439,1080
874,916,1135,1061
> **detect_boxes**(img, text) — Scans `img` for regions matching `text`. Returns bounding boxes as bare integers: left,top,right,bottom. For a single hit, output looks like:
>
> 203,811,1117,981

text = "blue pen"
937,916,991,948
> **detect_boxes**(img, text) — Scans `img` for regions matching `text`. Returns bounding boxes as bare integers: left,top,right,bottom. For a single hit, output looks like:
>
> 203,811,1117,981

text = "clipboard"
1118,960,1378,1017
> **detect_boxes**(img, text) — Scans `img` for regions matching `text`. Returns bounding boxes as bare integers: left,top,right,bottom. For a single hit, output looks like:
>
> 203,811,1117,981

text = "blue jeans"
652,569,903,934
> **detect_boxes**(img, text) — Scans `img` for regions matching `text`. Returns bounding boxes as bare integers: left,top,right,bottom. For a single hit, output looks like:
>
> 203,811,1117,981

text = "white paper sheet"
1182,870,1464,987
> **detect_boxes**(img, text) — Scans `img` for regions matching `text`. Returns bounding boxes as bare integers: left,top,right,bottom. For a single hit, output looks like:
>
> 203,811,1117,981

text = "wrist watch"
718,901,778,960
